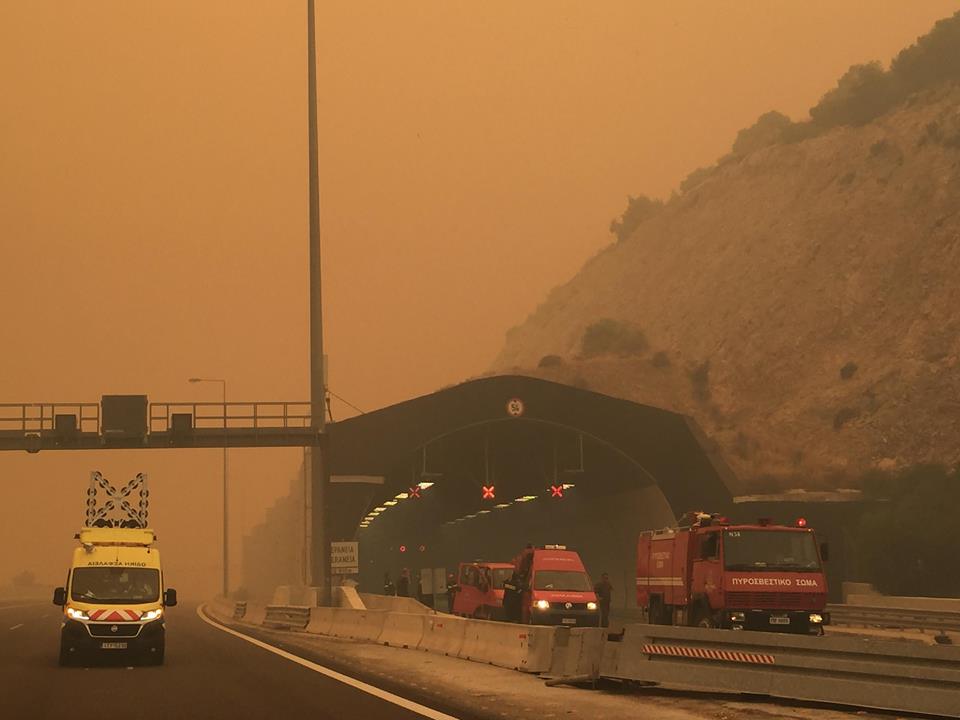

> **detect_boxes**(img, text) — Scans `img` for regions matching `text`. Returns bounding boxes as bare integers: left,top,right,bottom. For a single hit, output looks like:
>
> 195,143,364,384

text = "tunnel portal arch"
324,375,738,541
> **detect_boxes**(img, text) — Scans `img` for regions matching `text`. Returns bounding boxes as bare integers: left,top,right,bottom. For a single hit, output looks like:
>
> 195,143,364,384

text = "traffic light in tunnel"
482,484,495,500
550,484,564,498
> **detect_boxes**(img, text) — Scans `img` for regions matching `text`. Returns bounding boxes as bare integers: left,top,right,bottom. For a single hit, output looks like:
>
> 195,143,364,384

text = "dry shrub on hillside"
609,195,664,242
580,319,649,358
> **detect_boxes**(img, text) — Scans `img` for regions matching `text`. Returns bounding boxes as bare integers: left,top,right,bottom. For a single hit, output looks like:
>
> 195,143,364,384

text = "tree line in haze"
611,11,960,242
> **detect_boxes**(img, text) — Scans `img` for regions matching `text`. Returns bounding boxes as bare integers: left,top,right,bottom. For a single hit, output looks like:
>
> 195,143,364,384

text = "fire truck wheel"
693,609,716,629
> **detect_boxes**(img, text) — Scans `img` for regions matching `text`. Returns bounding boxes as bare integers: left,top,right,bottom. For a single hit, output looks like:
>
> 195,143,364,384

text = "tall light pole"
189,377,229,598
307,0,329,603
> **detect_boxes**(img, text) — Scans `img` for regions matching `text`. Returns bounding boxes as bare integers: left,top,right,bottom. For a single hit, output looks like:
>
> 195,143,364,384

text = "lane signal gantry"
550,484,564,498
482,484,496,500
408,486,421,499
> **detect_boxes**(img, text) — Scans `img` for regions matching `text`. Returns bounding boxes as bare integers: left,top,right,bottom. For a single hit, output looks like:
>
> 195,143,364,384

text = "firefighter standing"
594,572,613,628
397,568,411,597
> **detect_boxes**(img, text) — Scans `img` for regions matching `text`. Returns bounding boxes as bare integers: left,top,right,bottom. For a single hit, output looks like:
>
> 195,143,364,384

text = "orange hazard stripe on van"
88,609,141,621
642,644,775,665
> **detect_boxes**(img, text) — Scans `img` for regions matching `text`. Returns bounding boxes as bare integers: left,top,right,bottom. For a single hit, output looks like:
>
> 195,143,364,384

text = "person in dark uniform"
397,568,411,597
594,572,613,627
502,571,522,623
383,572,396,596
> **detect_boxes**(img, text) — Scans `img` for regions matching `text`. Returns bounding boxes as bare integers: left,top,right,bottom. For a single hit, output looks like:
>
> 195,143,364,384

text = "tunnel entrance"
322,375,738,608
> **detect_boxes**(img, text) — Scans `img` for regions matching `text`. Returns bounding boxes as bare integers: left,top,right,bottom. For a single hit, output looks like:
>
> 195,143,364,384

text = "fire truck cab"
637,512,829,634
450,561,514,620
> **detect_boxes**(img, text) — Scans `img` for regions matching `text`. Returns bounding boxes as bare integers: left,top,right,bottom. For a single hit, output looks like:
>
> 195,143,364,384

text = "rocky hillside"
494,49,960,488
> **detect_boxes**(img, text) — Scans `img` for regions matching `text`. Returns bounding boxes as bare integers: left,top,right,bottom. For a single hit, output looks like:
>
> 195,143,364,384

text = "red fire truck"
637,512,829,634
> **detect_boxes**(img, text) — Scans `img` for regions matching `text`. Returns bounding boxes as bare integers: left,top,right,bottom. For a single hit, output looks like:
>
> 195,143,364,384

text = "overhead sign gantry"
0,395,320,453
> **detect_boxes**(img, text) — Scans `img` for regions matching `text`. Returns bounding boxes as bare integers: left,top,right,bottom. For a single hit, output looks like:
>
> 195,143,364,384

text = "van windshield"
723,530,821,572
533,570,592,592
71,567,161,604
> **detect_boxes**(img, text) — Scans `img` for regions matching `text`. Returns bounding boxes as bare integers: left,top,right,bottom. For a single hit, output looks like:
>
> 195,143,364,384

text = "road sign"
331,541,359,575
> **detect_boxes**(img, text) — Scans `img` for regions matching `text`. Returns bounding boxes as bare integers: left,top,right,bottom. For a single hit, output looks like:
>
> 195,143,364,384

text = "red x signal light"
550,485,564,498
482,485,495,500
408,486,421,499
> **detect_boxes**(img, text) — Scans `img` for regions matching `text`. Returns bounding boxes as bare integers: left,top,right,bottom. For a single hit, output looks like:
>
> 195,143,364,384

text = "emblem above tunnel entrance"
505,398,525,417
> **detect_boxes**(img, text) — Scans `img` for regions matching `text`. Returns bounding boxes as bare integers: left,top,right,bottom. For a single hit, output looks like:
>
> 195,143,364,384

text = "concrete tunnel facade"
321,375,740,610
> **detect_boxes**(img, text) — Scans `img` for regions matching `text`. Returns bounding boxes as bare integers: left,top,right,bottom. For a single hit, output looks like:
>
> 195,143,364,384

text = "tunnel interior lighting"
494,503,511,509
374,506,386,512
464,513,477,519
561,483,575,490
516,495,536,502
384,500,398,506
477,510,491,515
417,481,435,490
395,492,409,500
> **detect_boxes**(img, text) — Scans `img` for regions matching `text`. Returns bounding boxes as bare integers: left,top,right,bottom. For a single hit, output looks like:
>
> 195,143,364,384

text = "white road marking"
0,603,44,612
197,605,461,720
9,623,24,630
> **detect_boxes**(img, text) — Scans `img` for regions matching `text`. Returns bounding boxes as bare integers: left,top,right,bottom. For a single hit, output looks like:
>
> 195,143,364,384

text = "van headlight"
141,608,163,621
809,613,823,624
587,602,598,611
534,599,550,611
66,607,89,620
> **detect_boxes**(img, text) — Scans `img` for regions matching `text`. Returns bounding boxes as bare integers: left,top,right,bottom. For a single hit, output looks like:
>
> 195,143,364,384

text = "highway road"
0,601,473,720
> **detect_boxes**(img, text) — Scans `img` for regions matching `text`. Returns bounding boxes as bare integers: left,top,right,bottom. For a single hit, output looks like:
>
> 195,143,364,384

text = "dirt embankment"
494,86,960,489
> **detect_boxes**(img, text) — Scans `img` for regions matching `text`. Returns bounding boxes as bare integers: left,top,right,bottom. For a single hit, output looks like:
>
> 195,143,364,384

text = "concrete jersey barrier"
379,612,428,649
420,615,468,656
327,608,388,642
360,592,435,615
306,607,337,635
546,627,606,679
459,619,555,673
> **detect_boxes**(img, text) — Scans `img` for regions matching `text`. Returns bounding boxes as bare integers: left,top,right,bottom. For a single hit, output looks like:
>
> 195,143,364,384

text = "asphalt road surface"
0,601,473,720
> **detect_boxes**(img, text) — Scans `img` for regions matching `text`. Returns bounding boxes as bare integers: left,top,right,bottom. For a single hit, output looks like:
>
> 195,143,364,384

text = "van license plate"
769,616,790,625
561,618,577,625
101,642,128,650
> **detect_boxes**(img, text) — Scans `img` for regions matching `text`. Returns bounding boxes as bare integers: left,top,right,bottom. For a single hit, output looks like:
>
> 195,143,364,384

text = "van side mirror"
53,587,66,606
163,588,178,607
819,543,830,562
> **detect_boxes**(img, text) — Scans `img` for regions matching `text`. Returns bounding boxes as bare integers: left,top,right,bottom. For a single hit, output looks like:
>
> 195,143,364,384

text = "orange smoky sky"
1,1,955,597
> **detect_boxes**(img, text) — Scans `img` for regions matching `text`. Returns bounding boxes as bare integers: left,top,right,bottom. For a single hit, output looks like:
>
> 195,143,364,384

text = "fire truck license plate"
769,615,790,625
100,642,128,650
561,618,577,624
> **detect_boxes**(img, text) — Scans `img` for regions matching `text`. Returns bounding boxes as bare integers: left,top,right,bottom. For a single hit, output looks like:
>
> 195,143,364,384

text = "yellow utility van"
53,527,177,665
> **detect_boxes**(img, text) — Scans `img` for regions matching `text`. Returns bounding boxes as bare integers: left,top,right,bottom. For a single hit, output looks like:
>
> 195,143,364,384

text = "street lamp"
189,377,229,598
